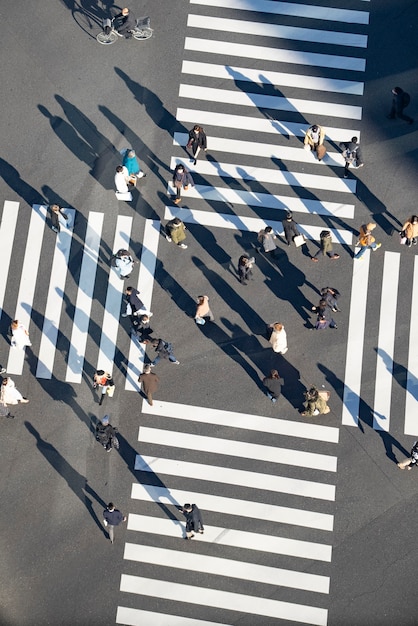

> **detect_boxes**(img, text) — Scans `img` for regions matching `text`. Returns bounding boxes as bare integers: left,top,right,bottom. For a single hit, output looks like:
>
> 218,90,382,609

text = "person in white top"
10,320,32,350
114,165,130,193
268,322,288,354
1,377,29,405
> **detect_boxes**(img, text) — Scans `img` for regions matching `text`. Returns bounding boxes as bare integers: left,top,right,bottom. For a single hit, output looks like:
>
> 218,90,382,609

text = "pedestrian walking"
103,503,127,543
138,364,160,406
400,215,418,247
93,370,115,406
172,164,194,205
50,204,69,233
318,287,341,312
301,387,330,416
257,226,278,257
237,254,255,285
186,125,207,165
112,249,135,279
195,295,214,324
122,149,146,179
181,503,204,540
165,217,188,249
95,415,118,452
131,314,153,343
10,320,32,350
354,223,382,260
282,212,301,246
122,286,152,317
387,87,413,125
312,301,338,330
304,124,326,160
268,322,288,354
311,230,340,262
262,369,284,403
339,137,364,178
397,441,418,470
114,165,133,194
1,377,29,405
150,338,180,366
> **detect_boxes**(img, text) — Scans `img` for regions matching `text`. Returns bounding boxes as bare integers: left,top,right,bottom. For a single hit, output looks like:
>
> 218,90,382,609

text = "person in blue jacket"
122,149,146,179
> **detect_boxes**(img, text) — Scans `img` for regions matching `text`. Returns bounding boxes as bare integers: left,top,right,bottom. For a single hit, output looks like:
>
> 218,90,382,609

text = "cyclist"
114,7,136,38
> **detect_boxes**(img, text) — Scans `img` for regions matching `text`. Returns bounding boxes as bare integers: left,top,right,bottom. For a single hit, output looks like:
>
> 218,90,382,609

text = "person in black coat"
150,338,180,366
238,255,255,285
282,211,301,246
387,87,413,124
131,314,153,343
339,137,364,178
262,370,284,403
172,164,194,205
186,125,207,165
95,415,118,451
114,7,136,37
181,503,204,539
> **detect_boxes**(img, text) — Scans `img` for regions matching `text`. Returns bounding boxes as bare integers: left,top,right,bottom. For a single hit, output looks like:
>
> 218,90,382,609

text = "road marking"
405,255,418,435
0,201,20,322
373,252,400,431
65,212,103,383
127,514,333,561
36,209,76,379
120,575,328,626
116,607,229,626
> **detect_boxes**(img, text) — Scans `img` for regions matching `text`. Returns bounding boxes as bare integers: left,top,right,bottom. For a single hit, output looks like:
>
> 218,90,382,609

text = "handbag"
106,385,115,398
316,144,327,160
318,390,331,401
293,234,305,248
115,191,133,201
195,317,206,325
400,232,407,245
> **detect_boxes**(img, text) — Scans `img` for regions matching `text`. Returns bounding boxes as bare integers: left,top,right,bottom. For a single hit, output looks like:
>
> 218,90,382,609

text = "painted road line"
185,38,366,72
176,108,361,141
7,204,47,376
125,219,160,391
138,427,337,472
342,249,371,426
116,607,230,626
65,212,103,384
405,255,418,435
131,484,334,531
140,399,340,444
36,209,76,379
190,0,369,25
188,14,368,48
179,84,362,120
0,201,20,321
124,544,330,594
135,455,336,500
373,252,400,431
127,514,333,561
120,575,328,626
182,60,364,96
96,215,132,375
164,207,353,247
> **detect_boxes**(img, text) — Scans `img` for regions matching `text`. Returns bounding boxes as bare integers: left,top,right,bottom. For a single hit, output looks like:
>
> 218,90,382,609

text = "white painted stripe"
405,255,418,435
172,133,345,168
6,205,47,375
188,14,368,48
120,575,328,626
36,210,76,379
0,201,19,321
96,215,132,375
179,84,362,120
177,107,361,141
135,455,336,500
137,428,337,472
164,207,353,246
116,606,229,626
65,212,103,383
141,399,339,443
185,38,366,72
125,220,160,391
182,60,364,96
373,253,400,431
342,250,371,426
124,543,330,594
131,484,333,531
127,514,333,561
190,0,369,25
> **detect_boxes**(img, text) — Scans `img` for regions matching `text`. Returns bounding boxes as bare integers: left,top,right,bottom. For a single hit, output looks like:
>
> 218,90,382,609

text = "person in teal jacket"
122,149,146,178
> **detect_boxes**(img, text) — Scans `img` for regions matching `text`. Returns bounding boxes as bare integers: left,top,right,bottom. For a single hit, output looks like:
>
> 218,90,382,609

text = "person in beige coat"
304,124,326,160
401,215,418,247
195,295,214,323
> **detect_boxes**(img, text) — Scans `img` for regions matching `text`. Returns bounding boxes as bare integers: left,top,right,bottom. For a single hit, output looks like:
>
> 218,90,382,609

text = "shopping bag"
293,235,305,248
195,317,206,325
115,191,133,201
106,385,115,398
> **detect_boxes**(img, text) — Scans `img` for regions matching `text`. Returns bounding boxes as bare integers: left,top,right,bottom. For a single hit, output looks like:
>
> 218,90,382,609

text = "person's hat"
101,415,110,425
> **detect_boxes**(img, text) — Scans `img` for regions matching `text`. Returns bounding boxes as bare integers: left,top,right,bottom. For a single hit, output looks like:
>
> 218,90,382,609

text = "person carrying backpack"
95,415,118,452
311,230,340,262
339,137,364,179
149,338,180,366
387,87,413,125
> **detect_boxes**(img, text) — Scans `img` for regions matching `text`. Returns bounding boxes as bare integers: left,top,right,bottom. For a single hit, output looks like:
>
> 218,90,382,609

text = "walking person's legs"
108,524,115,542
99,386,106,406
174,186,182,204
398,457,413,470
147,392,153,406
354,246,367,259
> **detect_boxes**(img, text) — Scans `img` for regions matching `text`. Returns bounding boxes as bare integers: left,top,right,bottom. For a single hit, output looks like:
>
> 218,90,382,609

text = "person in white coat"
1,377,29,405
113,249,134,279
114,165,131,193
10,320,32,350
268,322,288,354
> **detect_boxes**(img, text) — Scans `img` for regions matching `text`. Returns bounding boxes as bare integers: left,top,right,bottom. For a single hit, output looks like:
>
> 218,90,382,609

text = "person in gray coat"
181,503,204,539
257,226,277,258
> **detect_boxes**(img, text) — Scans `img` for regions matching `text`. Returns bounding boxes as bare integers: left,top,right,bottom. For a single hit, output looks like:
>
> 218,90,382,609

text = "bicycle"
96,16,153,45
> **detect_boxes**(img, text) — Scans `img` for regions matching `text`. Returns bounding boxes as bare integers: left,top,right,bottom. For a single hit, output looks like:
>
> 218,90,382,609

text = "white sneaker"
179,244,188,249
165,235,172,242
173,360,180,365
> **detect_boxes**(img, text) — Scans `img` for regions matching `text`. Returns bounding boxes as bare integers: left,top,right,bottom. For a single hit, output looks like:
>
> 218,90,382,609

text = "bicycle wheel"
133,28,153,41
96,30,118,45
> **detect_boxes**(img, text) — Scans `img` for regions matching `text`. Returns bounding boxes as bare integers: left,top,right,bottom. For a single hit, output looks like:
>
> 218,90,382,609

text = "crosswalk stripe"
137,427,337,472
373,252,400,431
176,108,361,141
179,84,362,120
190,0,369,25
140,399,340,443
0,201,20,321
185,38,366,72
405,255,418,435
65,211,104,383
124,543,330,594
135,455,336,500
120,575,328,626
164,207,354,246
7,204,47,375
182,60,364,96
188,14,368,48
36,209,76,379
342,249,371,426
96,215,133,375
116,606,230,626
127,514,333,561
131,484,334,531
125,219,160,391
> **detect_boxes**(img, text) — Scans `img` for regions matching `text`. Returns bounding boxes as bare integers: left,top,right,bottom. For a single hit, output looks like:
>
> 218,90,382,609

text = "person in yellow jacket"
304,124,326,160
401,215,418,247
354,223,381,260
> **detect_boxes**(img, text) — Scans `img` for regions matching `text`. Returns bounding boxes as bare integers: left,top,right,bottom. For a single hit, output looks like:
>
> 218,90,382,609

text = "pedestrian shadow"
0,158,44,207
375,347,417,399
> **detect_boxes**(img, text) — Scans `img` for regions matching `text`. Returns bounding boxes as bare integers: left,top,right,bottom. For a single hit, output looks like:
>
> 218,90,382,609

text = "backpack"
402,92,411,108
